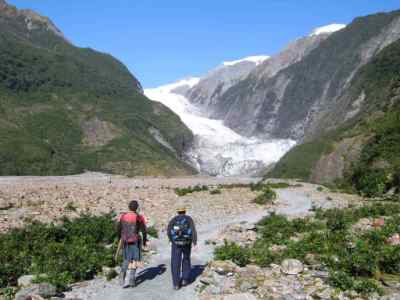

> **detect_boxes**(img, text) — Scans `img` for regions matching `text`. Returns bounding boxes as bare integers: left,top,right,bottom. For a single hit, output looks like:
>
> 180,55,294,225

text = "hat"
177,206,187,213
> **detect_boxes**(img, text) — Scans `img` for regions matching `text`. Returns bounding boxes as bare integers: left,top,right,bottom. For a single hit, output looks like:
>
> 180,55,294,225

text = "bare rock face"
192,12,400,142
186,57,269,114
310,136,367,184
81,118,122,147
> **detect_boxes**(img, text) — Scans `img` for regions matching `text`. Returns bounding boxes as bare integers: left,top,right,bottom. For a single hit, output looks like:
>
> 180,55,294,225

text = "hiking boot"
173,285,180,291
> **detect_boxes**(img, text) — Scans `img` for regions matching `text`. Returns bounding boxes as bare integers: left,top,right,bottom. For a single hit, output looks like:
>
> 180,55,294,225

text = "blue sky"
8,0,400,87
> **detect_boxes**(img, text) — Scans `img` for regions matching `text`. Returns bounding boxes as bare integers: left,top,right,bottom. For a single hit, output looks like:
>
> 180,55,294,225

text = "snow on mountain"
310,24,346,36
145,81,295,176
223,55,270,67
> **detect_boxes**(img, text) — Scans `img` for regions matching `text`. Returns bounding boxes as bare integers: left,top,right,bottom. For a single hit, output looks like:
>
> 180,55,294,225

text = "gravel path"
66,186,323,300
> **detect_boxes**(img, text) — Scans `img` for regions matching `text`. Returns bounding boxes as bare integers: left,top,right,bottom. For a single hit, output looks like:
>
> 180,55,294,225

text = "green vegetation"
147,226,159,238
215,202,400,296
174,185,209,196
268,38,400,198
209,189,222,195
0,214,119,291
268,136,335,180
0,6,194,176
253,186,277,205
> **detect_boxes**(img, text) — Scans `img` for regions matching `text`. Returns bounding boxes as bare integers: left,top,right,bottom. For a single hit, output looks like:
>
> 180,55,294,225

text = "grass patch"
215,202,400,296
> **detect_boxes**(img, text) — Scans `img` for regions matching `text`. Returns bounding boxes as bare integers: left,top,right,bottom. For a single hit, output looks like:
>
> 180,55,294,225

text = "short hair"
128,200,139,211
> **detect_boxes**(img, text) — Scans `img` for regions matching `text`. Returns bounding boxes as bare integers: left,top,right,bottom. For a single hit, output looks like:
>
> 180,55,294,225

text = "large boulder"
281,259,304,275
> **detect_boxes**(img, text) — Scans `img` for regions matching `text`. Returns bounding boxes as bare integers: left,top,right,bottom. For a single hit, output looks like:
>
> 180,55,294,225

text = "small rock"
373,218,385,228
388,233,400,246
210,260,239,275
224,294,257,300
281,259,304,275
269,244,288,253
18,275,36,287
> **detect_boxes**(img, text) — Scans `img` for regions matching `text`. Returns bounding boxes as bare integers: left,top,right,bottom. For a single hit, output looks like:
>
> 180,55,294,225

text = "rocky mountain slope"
195,11,400,141
270,37,400,196
184,56,269,114
0,0,194,176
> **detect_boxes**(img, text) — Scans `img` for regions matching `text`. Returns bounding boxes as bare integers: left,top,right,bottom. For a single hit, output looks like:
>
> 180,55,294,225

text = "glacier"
145,80,296,177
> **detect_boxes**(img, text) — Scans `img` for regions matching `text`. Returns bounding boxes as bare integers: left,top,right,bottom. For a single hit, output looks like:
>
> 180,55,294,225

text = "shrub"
353,168,390,197
65,202,77,212
214,241,250,267
215,202,400,296
174,185,208,196
0,214,118,290
210,189,222,195
147,226,159,238
266,182,291,189
253,186,277,205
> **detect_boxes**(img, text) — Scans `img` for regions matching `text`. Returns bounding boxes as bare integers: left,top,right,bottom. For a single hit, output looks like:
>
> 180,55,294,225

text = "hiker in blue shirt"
167,207,197,290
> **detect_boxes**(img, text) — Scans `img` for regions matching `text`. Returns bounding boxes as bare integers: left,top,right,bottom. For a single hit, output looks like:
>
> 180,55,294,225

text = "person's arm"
116,215,123,239
188,216,197,246
167,217,175,242
139,215,148,246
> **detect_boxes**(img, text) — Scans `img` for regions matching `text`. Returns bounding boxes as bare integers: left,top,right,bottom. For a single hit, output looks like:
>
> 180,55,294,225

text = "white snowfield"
222,55,270,67
310,23,346,36
145,80,296,176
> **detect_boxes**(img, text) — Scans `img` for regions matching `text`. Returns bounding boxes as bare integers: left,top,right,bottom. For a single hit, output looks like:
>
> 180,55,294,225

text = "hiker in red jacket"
117,200,148,288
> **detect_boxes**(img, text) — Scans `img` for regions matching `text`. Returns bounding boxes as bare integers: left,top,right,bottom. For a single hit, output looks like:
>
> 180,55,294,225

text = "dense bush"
215,202,400,295
214,241,250,267
0,214,119,291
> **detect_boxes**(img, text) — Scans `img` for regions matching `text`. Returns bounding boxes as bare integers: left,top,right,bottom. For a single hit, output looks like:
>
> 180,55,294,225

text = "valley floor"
63,178,361,300
0,173,364,300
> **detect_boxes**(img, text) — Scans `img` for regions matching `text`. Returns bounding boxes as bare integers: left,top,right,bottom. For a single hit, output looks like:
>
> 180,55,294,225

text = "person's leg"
181,245,192,285
171,243,183,288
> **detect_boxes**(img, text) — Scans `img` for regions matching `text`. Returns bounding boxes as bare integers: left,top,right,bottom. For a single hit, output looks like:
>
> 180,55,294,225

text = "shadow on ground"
136,264,167,285
135,264,205,287
188,264,205,284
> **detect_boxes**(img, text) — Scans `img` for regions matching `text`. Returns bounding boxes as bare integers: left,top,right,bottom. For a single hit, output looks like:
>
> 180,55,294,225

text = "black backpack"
170,215,193,246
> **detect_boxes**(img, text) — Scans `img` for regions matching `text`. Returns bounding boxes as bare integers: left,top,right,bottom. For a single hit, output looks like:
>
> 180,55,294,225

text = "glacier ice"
145,81,296,177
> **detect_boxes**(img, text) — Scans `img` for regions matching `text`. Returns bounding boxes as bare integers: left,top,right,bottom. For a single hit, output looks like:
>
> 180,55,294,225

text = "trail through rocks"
66,183,345,300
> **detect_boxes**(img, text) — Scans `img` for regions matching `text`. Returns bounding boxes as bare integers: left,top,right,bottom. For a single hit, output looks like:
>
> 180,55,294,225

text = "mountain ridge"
0,0,195,176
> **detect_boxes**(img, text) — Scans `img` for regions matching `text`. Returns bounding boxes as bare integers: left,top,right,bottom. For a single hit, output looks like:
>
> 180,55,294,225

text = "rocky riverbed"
1,174,367,300
0,173,263,233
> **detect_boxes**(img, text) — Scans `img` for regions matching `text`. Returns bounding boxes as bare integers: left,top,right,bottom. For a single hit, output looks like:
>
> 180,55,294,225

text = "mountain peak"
0,0,67,42
222,55,270,67
310,24,346,36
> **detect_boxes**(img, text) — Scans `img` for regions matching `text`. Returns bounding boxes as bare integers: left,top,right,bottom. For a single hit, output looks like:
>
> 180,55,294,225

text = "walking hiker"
117,200,148,288
167,207,197,290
